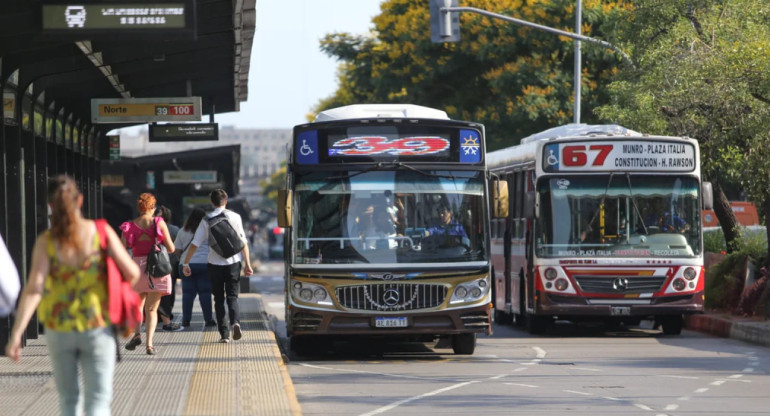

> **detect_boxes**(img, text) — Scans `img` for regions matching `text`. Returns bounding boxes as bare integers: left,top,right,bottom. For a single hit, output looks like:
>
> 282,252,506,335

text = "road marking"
358,381,479,416
573,367,602,372
602,396,621,401
633,403,653,411
513,367,528,372
505,382,538,388
563,390,592,396
664,404,679,411
678,396,691,401
694,388,709,393
728,374,743,379
710,380,726,386
533,346,547,358
489,374,506,380
658,375,698,380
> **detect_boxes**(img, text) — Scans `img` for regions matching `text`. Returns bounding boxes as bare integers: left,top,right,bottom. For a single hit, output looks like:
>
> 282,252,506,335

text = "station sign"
163,170,217,184
149,123,218,142
107,134,120,160
91,97,202,123
41,1,196,39
543,140,696,173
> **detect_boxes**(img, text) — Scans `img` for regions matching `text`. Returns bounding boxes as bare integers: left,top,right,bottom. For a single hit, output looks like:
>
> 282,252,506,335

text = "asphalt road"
252,261,770,416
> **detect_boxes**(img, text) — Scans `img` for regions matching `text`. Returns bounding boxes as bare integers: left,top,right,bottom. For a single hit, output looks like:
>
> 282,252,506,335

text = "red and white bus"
487,124,713,334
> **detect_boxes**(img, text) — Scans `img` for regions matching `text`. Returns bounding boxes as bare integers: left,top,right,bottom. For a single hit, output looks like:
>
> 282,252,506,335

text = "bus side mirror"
277,189,292,228
701,182,713,211
492,180,509,218
524,191,538,219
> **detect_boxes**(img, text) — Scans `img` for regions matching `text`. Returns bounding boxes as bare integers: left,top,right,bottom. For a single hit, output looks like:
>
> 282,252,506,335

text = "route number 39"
562,144,613,167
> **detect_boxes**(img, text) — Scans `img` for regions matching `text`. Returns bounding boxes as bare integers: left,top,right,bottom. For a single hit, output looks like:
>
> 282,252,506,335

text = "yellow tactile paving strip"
0,292,301,416
185,294,301,416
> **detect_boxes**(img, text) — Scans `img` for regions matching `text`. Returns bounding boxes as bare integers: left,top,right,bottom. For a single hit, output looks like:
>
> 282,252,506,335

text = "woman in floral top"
6,175,139,416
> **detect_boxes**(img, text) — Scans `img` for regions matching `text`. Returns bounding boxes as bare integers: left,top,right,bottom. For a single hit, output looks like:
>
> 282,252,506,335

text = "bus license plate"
611,306,631,316
375,317,408,328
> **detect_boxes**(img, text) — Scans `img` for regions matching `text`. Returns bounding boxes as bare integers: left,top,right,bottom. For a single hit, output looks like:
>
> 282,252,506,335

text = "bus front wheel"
452,333,476,355
660,315,683,335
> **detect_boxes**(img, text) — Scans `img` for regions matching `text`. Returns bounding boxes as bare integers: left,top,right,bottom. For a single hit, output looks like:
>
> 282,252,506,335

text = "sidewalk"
685,312,770,348
0,293,301,416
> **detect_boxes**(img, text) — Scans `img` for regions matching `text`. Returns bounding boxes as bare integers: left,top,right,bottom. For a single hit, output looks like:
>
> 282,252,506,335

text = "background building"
119,126,291,207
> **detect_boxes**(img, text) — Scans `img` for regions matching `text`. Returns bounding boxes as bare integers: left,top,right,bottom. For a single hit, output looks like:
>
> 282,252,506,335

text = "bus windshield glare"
294,170,486,264
536,175,701,258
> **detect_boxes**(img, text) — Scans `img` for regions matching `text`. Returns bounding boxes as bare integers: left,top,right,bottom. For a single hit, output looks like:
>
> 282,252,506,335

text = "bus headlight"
672,278,686,291
683,267,697,280
291,280,333,306
544,268,558,280
450,276,491,304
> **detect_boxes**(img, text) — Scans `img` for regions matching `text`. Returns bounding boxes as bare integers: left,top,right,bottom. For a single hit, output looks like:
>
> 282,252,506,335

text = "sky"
117,0,383,135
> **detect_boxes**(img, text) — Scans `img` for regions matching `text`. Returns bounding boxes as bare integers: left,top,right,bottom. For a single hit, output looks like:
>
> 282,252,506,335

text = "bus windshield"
294,170,486,264
536,175,701,258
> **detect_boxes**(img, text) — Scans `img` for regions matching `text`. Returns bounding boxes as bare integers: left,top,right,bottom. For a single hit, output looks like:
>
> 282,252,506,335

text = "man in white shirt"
181,189,253,343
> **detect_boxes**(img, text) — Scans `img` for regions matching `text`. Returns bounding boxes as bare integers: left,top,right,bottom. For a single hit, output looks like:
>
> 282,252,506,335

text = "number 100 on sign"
155,105,194,116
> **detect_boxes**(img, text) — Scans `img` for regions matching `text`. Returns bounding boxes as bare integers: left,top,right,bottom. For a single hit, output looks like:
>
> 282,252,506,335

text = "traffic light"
429,0,460,43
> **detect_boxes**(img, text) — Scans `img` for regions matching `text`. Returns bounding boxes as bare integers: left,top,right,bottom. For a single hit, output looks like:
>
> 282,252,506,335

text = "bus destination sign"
149,123,218,142
41,1,195,38
543,140,696,173
91,97,202,123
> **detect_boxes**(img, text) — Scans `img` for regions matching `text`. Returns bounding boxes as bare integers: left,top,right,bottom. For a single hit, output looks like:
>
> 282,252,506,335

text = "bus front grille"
573,276,667,294
336,283,448,312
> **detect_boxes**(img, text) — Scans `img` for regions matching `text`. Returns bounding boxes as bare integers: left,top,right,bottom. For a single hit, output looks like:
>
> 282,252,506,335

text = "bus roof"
520,123,642,143
313,104,450,122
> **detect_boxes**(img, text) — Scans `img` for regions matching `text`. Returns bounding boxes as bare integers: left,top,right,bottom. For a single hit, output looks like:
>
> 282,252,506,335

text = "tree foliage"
595,0,770,254
315,0,630,150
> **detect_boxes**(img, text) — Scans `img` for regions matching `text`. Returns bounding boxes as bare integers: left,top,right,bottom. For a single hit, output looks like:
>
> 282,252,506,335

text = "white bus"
487,124,713,335
278,104,505,355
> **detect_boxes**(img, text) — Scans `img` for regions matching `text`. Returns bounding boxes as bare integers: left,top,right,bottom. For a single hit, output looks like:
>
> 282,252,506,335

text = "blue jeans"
180,263,213,323
46,327,116,416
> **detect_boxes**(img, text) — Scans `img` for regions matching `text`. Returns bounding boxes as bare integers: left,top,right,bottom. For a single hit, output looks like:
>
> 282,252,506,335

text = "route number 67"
562,144,613,167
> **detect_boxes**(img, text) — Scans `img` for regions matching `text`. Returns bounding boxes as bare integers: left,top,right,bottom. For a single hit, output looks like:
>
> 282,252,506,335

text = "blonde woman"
119,193,175,354
6,175,140,416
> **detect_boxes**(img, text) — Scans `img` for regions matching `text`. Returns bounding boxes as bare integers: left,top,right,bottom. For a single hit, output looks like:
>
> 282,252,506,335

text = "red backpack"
95,219,142,338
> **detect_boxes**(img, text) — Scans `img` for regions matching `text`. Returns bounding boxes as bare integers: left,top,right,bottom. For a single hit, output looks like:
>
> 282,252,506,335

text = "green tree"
595,0,770,255
315,0,631,150
260,163,287,207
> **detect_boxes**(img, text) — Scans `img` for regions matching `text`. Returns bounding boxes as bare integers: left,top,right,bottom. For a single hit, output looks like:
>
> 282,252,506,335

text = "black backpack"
206,211,245,258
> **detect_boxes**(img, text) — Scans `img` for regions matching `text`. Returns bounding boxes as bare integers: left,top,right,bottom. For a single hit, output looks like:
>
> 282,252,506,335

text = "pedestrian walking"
119,193,176,354
5,175,140,416
181,189,253,343
173,207,216,328
155,205,183,331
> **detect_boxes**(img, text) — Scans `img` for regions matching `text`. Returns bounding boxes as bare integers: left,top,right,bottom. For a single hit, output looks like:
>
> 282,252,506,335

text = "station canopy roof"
0,0,255,133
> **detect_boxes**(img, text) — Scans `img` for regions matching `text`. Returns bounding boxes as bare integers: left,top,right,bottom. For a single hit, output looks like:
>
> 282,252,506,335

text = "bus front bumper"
538,291,705,317
288,303,492,337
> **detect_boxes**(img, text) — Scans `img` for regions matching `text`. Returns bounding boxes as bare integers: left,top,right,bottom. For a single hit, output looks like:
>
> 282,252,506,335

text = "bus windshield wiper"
392,161,457,179
625,172,648,235
327,162,387,181
586,172,615,229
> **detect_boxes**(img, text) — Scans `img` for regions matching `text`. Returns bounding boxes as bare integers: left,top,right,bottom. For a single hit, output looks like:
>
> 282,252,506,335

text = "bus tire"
527,315,550,335
452,333,476,355
290,335,315,357
660,316,683,335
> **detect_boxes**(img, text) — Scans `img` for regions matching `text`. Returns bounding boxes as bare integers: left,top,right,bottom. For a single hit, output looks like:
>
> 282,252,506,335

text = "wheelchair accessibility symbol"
546,149,558,166
299,139,314,156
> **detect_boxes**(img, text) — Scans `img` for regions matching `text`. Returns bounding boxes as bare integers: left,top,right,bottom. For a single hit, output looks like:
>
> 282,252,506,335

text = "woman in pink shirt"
119,193,175,355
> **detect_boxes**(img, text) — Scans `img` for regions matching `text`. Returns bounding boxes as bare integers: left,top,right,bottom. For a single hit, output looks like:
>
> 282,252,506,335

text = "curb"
685,314,770,349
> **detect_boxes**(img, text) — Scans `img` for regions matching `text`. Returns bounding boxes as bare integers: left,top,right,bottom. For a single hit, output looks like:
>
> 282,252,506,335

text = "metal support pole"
574,1,582,124
442,6,634,68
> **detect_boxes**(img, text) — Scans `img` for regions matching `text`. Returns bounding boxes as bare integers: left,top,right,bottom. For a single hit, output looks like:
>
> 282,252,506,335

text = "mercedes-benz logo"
382,289,400,306
612,278,629,292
